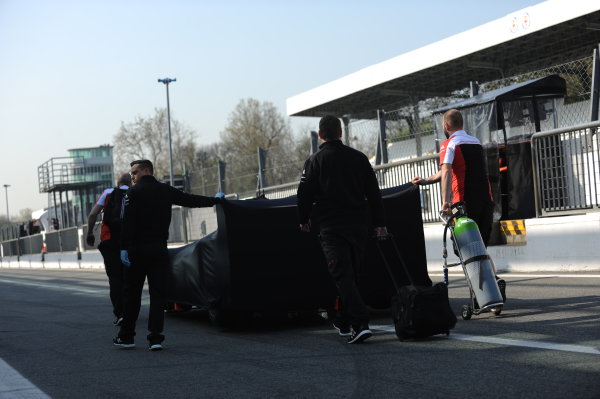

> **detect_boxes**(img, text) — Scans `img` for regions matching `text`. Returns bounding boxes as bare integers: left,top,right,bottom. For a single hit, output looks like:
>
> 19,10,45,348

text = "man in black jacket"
113,159,220,351
297,115,387,344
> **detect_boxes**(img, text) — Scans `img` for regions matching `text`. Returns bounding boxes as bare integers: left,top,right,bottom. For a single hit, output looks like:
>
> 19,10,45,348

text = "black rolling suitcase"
376,236,456,340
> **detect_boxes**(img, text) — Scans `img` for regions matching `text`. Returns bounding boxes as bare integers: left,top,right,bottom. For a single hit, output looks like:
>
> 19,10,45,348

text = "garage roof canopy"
433,75,567,114
287,2,600,119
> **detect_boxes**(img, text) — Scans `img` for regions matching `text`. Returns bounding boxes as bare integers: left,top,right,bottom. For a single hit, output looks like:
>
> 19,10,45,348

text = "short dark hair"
319,115,342,140
130,159,154,174
443,109,463,130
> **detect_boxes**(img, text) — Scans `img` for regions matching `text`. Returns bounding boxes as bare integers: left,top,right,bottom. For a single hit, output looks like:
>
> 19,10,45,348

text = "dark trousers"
319,227,369,327
465,200,495,246
98,239,124,318
119,242,169,343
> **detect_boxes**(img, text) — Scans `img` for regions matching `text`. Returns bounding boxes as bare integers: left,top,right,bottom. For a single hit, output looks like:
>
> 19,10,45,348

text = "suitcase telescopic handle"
375,233,416,292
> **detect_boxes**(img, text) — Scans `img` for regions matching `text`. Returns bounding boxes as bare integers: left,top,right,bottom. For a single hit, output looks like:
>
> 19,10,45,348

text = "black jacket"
121,175,218,249
297,140,385,229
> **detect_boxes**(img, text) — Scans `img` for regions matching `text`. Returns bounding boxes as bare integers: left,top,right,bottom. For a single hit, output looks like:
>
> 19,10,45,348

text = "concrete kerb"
0,244,188,269
0,251,104,269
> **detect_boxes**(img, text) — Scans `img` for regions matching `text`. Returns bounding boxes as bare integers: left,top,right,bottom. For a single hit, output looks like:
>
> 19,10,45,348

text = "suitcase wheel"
492,306,502,316
461,304,472,320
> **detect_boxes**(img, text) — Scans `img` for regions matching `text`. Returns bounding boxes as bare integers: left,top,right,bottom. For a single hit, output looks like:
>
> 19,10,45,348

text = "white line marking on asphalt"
0,358,52,399
429,273,600,278
0,278,104,294
371,325,600,355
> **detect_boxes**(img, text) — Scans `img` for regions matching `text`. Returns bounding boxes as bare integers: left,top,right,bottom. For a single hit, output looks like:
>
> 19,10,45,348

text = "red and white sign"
522,13,531,29
510,16,519,33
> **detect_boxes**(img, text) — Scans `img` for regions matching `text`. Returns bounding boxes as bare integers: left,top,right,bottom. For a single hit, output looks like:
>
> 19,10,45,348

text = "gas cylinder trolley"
441,202,505,320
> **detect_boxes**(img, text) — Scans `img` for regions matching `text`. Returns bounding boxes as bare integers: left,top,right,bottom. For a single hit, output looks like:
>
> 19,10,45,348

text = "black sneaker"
113,336,135,348
347,325,372,344
114,316,124,326
497,278,507,303
149,343,163,351
332,320,352,337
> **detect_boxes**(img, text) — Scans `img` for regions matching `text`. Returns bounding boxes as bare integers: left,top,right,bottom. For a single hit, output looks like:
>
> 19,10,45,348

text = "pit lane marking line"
0,358,52,399
0,277,104,295
429,274,600,278
370,325,600,355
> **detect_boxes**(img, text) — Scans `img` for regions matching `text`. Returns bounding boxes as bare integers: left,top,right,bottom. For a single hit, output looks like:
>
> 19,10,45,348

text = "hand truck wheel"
461,304,472,320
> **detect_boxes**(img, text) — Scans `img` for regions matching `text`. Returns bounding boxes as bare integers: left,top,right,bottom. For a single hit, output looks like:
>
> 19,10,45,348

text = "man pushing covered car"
297,115,388,344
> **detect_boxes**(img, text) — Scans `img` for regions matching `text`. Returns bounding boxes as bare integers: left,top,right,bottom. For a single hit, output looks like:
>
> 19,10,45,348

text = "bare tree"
220,98,295,193
189,143,223,196
17,208,33,222
113,108,197,179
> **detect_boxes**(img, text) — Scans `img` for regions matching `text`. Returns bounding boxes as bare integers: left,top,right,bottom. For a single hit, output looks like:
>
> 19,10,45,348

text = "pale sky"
0,0,544,217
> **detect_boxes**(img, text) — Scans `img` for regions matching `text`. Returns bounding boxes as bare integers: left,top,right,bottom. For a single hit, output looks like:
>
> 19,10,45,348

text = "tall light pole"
3,184,10,222
158,77,176,186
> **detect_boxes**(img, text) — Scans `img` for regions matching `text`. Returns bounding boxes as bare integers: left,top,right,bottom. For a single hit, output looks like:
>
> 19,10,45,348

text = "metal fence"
532,121,600,216
1,234,43,257
254,154,443,223
374,154,441,223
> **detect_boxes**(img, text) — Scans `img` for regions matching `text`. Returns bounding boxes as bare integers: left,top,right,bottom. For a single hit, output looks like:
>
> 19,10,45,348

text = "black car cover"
167,183,431,312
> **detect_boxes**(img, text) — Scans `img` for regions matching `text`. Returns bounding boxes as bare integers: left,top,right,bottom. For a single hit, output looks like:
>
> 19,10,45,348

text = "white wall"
424,212,600,273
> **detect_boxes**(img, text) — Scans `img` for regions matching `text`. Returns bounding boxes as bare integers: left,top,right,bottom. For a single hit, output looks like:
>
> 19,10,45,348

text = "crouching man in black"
113,159,221,351
297,115,388,344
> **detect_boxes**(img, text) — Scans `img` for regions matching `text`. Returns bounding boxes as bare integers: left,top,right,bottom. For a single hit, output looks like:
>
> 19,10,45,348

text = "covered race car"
166,183,431,321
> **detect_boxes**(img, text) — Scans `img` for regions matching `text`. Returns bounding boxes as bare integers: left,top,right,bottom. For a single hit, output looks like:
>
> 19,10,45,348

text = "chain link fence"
189,164,221,197
482,55,593,128
384,108,437,161
347,118,379,159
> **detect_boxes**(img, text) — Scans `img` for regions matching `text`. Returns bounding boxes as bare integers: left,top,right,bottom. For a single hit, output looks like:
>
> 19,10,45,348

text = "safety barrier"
0,234,44,257
373,154,441,223
246,153,443,224
531,121,600,216
5,117,599,257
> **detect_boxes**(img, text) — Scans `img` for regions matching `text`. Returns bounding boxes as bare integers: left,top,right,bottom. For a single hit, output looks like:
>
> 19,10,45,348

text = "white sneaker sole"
333,323,352,337
347,329,372,344
149,344,163,351
114,343,135,348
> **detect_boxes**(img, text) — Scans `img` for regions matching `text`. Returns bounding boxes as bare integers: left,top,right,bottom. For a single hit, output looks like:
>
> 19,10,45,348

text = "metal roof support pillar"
310,131,319,155
590,45,600,122
218,160,227,194
470,81,480,97
377,109,388,165
342,116,350,146
64,190,71,228
84,188,90,225
257,147,267,195
413,105,422,157
52,191,58,230
79,189,85,227
59,191,65,231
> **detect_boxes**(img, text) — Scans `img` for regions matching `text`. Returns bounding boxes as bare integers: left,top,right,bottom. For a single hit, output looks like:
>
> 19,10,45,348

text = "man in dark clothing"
297,115,388,344
86,172,131,326
113,159,220,351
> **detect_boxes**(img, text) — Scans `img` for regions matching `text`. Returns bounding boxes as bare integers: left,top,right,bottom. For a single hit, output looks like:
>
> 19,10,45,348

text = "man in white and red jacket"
86,172,132,326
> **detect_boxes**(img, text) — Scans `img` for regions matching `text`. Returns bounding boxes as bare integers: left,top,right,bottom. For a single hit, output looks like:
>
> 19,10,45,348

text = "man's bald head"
443,109,463,132
117,172,132,187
